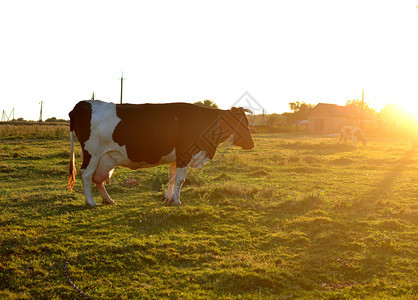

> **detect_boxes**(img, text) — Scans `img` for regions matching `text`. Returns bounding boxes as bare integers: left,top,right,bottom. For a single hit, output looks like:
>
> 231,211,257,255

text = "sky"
0,0,417,120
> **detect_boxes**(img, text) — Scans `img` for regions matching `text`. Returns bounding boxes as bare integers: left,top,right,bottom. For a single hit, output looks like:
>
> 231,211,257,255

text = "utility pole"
119,72,126,104
39,101,44,122
360,90,364,128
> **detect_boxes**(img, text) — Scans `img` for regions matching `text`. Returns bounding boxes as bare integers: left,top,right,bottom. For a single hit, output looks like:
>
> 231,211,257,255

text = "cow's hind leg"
78,148,100,206
96,182,115,205
80,162,99,207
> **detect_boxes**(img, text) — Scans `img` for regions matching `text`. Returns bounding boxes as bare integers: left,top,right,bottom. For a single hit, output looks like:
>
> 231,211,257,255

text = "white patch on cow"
79,101,125,206
84,101,125,161
159,148,176,164
189,150,210,168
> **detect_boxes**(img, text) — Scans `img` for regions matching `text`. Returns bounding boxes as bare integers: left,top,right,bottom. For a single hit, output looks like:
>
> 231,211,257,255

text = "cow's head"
361,137,368,146
357,129,368,146
228,107,254,150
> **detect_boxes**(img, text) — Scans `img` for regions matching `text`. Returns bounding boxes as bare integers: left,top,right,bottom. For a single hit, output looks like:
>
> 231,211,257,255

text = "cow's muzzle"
241,140,254,150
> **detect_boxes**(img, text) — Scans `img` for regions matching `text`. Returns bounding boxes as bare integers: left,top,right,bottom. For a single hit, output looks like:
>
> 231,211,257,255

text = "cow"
338,126,368,146
68,100,254,206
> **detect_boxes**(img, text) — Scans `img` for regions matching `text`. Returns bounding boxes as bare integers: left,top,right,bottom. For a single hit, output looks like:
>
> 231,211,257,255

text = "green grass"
0,131,417,299
0,124,68,140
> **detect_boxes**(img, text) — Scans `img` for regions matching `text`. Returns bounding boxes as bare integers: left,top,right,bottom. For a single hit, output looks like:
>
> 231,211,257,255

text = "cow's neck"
218,110,237,145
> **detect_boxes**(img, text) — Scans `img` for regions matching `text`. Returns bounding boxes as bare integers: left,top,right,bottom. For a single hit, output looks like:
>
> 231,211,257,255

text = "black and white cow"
338,126,368,146
68,100,254,206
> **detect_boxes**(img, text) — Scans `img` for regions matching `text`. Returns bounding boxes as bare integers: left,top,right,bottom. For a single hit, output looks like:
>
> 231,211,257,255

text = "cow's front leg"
162,162,176,203
171,165,189,205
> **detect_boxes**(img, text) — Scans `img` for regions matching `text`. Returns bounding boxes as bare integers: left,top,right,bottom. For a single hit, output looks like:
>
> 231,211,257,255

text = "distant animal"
68,100,254,206
339,126,368,146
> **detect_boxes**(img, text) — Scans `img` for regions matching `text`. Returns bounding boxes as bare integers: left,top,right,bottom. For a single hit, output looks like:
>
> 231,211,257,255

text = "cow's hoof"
86,202,98,207
162,197,179,205
102,200,116,205
162,197,173,203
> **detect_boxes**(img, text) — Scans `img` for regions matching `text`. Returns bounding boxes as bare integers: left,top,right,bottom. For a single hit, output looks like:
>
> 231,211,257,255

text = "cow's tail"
68,121,76,192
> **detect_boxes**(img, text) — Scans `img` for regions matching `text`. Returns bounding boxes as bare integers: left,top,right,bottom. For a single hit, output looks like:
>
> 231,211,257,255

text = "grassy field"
0,127,417,299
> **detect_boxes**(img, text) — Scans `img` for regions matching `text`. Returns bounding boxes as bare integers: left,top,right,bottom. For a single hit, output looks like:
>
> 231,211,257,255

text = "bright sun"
399,102,418,120
379,100,418,120
377,100,418,134
377,100,418,137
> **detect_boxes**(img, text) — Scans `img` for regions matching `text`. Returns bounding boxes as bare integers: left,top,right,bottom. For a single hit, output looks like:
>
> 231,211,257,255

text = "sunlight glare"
399,101,418,120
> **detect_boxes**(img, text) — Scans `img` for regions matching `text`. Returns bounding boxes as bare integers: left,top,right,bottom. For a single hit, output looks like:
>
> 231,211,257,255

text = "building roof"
310,103,376,120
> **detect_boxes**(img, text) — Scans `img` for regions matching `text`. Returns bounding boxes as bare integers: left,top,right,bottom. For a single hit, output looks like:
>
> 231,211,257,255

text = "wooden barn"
307,103,376,134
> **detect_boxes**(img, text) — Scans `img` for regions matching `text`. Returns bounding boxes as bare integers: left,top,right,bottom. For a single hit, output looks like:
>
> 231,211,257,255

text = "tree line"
4,99,377,126
5,117,68,123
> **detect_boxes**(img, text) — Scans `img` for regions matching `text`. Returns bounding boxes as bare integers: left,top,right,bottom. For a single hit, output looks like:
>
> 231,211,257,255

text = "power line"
1,106,14,122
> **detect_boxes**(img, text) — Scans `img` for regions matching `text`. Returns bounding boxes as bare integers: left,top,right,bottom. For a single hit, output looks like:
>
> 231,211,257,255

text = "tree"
46,117,58,123
45,117,67,123
193,99,219,109
266,113,282,127
288,101,314,121
345,99,376,114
